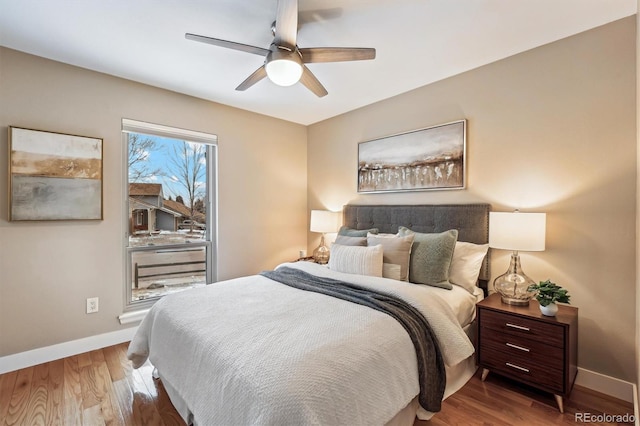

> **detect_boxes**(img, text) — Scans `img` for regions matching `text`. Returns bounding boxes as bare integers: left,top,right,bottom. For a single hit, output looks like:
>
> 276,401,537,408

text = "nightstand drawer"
480,343,565,393
479,309,564,347
479,331,564,371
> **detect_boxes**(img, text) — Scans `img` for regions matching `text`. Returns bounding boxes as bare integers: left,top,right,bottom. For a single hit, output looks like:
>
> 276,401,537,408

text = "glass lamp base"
493,252,536,305
498,293,533,306
313,233,331,264
313,245,330,264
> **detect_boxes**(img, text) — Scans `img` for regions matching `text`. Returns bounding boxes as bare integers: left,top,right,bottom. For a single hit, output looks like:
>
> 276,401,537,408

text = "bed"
128,203,491,425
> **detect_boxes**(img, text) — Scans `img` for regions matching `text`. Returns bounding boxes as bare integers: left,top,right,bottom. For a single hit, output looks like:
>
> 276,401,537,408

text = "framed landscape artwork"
358,120,466,193
9,126,103,221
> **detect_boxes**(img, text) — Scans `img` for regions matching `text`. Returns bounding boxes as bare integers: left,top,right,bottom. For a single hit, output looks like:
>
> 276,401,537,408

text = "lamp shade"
489,212,546,251
310,210,340,233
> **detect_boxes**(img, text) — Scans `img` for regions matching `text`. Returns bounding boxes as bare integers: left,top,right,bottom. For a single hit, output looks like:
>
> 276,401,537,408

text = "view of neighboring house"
163,198,191,219
129,183,191,233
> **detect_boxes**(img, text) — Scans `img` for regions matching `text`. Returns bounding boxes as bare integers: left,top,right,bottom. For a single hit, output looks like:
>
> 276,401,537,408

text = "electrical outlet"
86,297,99,314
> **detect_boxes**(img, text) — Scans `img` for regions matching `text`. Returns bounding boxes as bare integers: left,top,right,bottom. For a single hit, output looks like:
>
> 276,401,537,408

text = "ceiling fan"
185,0,376,97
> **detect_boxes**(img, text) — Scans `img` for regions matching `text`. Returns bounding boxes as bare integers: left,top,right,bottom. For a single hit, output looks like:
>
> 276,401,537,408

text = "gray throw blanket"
260,266,446,412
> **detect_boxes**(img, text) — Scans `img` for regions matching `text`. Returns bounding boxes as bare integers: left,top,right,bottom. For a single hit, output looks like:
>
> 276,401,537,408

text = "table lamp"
489,211,546,305
310,210,340,264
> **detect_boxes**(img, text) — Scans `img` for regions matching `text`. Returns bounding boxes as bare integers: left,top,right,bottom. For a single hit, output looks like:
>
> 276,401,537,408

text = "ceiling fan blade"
186,33,270,56
236,66,268,91
300,47,376,63
298,8,343,27
299,66,328,97
274,0,298,47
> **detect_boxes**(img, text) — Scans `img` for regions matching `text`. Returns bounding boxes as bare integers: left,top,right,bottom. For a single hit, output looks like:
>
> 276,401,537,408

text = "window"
122,119,217,309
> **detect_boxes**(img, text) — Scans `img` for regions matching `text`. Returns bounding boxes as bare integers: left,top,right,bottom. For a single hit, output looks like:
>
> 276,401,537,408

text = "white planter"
539,302,558,317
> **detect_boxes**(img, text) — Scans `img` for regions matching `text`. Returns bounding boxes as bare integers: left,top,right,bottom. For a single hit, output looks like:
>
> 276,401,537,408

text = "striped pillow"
329,244,383,277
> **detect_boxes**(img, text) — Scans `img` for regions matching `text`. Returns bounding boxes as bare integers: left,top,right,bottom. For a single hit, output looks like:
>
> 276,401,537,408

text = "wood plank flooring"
423,372,635,426
0,342,184,426
0,342,634,425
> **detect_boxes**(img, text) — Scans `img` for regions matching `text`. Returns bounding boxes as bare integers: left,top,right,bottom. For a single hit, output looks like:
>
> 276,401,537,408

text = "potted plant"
527,280,571,316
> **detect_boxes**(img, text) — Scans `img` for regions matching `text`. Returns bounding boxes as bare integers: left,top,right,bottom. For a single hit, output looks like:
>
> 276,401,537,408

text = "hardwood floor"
0,342,184,426
0,342,634,425
423,372,635,426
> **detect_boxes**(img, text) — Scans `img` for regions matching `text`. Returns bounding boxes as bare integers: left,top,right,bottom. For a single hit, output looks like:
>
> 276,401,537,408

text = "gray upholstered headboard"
343,203,491,291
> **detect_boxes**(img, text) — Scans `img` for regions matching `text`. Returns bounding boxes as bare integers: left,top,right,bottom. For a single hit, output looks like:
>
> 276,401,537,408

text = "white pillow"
329,244,383,277
366,233,414,281
449,241,489,293
364,232,401,279
382,264,402,281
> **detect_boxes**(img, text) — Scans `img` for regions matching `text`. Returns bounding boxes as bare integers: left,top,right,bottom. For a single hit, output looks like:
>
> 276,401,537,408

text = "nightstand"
477,293,578,413
294,256,318,263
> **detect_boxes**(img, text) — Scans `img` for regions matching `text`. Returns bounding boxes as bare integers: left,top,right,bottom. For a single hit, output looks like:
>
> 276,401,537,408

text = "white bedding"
436,284,484,328
128,262,475,426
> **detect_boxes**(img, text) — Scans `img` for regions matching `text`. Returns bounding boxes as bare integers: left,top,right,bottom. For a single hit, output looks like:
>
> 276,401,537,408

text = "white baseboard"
0,327,138,375
632,383,638,426
576,367,635,403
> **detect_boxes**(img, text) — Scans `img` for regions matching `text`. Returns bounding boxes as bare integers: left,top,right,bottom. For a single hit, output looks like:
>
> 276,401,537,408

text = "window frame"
122,119,218,311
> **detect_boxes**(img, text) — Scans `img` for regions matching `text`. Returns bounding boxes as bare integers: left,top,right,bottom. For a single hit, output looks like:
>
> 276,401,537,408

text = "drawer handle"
506,342,530,352
506,323,530,332
506,362,530,373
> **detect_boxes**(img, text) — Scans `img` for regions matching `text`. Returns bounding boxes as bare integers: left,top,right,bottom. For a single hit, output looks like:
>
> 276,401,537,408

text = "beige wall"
308,17,637,382
0,47,308,356
637,1,640,408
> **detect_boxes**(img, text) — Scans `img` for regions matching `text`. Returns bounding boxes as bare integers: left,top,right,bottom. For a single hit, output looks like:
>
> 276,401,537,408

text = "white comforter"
128,262,474,426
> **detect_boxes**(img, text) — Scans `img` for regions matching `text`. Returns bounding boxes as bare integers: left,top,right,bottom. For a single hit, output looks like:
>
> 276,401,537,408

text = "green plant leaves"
527,279,571,306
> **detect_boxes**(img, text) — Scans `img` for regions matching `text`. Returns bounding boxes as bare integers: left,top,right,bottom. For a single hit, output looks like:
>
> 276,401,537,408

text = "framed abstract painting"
358,120,466,193
9,126,103,221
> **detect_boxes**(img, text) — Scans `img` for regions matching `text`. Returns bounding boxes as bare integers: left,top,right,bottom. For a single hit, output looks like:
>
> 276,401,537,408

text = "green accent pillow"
338,226,379,237
398,227,459,289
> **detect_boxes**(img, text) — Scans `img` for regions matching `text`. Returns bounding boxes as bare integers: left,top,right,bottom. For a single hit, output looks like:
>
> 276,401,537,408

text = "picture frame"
9,126,103,221
357,120,466,193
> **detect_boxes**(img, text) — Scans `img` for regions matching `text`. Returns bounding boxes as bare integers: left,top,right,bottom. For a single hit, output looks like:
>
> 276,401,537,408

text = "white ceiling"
0,1,636,125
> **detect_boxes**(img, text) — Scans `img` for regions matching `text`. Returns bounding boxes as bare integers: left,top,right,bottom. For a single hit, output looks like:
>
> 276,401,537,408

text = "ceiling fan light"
265,58,303,86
